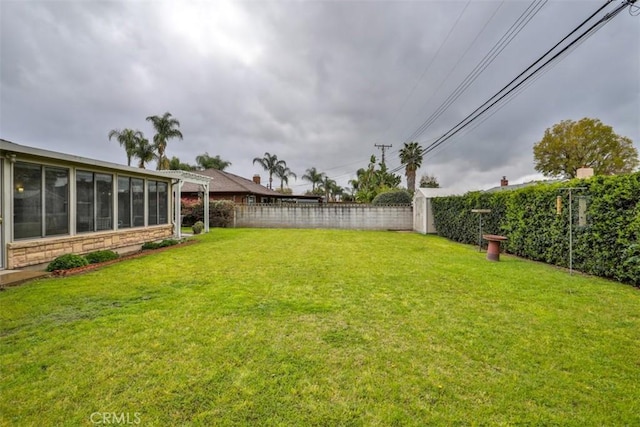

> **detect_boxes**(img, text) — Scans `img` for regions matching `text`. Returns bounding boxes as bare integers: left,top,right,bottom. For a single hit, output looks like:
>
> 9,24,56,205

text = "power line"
401,0,548,145
422,7,606,164
388,0,633,174
383,0,547,171
310,0,549,185
298,0,636,190
377,1,473,147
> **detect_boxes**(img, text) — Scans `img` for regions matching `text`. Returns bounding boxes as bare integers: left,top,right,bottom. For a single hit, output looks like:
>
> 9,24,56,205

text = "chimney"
500,176,509,187
252,174,261,185
576,167,594,179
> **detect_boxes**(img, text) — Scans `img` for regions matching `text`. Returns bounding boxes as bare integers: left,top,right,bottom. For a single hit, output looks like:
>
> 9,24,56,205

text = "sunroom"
0,139,209,270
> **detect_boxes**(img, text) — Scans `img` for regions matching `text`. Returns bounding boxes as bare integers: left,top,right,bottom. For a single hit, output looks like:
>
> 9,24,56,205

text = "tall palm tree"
195,152,232,170
399,142,424,194
275,165,297,190
133,137,155,169
252,152,285,189
302,167,326,191
145,112,183,170
108,128,143,166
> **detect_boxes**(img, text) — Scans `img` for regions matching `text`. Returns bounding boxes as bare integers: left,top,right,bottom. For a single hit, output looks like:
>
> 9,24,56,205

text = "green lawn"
1,229,639,426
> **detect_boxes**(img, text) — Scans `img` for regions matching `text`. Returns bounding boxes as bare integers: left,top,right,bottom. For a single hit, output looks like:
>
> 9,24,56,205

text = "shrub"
192,221,204,235
142,239,181,250
46,254,89,272
84,250,119,264
210,200,235,227
372,190,412,205
141,241,161,250
158,239,179,248
181,199,235,228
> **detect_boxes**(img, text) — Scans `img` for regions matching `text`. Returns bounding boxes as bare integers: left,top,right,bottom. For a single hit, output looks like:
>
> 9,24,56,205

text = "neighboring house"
484,175,566,193
181,169,321,204
0,139,210,270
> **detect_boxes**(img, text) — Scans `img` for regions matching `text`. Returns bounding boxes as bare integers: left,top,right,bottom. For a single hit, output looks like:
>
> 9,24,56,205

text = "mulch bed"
50,239,199,277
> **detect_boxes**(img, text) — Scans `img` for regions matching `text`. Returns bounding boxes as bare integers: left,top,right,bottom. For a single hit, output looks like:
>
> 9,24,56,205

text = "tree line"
110,114,637,201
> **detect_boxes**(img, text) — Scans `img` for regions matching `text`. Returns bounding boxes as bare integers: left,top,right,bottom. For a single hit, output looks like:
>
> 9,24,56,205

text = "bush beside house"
182,199,235,228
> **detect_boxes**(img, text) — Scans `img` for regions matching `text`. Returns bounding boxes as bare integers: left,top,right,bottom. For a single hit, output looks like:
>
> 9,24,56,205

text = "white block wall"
234,205,413,230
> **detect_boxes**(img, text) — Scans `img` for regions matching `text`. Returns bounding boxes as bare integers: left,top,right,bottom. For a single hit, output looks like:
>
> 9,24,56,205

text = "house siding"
6,225,173,269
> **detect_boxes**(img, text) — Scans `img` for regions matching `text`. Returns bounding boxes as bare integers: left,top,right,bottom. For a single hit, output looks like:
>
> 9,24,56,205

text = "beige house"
0,139,210,270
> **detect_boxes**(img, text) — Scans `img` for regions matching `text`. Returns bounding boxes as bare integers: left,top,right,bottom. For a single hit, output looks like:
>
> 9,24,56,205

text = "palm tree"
133,137,155,169
318,176,342,202
195,152,232,170
145,112,183,170
275,165,297,190
302,167,326,191
169,156,195,171
399,142,424,194
108,128,143,166
252,152,285,189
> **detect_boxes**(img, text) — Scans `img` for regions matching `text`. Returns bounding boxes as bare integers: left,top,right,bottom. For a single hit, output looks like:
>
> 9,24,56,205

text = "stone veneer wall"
6,225,173,269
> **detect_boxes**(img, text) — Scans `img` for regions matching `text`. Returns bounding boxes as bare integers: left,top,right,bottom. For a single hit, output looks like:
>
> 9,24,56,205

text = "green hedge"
431,190,509,246
432,172,640,286
372,190,412,205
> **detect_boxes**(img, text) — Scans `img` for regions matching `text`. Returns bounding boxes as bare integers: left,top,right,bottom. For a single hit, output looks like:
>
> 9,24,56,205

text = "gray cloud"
1,0,638,194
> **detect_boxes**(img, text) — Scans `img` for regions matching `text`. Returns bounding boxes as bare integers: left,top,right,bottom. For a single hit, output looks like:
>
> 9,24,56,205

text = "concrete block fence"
234,204,413,231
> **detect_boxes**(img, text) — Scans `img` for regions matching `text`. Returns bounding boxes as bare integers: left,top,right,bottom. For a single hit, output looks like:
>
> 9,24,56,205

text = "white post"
175,180,183,239
203,182,210,233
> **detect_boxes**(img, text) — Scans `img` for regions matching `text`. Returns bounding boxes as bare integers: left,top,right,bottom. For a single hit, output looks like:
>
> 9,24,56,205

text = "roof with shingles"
484,179,565,193
181,169,283,197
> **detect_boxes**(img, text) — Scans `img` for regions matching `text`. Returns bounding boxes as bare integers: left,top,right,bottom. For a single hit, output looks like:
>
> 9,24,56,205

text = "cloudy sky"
1,0,638,194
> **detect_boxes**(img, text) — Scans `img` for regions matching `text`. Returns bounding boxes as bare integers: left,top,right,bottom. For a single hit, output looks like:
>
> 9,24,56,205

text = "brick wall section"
234,204,413,230
7,225,173,269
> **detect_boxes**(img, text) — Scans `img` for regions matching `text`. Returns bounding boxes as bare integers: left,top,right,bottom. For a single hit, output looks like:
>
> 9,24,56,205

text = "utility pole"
374,144,392,166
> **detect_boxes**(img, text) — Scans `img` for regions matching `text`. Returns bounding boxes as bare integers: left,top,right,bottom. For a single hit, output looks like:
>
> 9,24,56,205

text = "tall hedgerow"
432,172,640,286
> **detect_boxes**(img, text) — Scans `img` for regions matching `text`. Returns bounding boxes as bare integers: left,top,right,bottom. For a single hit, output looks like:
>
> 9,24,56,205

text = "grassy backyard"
1,229,639,426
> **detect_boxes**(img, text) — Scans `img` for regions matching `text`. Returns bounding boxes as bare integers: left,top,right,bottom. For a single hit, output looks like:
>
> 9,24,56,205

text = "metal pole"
479,214,482,252
569,189,573,275
560,187,585,276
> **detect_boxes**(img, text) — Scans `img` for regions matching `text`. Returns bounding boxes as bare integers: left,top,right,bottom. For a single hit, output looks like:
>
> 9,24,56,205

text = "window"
45,167,69,236
13,162,69,239
147,180,169,225
118,177,145,228
14,163,43,239
96,174,113,231
118,177,131,228
76,171,94,232
132,178,144,227
158,182,168,224
76,170,113,232
148,181,157,225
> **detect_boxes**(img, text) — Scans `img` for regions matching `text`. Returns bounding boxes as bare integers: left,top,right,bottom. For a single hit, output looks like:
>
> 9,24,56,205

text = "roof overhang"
0,139,182,179
153,170,212,185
